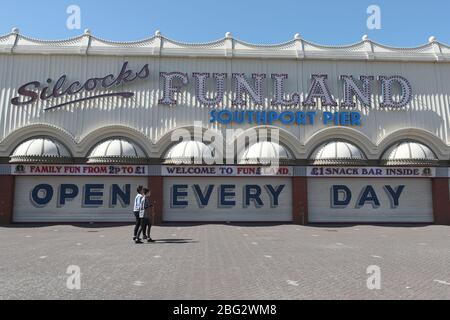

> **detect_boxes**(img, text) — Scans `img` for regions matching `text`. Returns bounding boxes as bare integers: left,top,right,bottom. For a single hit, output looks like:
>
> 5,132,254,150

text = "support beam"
0,175,14,225
292,177,308,225
149,176,164,225
432,178,450,225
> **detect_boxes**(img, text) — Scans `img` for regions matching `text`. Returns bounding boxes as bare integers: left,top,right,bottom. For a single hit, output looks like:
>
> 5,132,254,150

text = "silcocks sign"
11,62,413,127
11,62,149,110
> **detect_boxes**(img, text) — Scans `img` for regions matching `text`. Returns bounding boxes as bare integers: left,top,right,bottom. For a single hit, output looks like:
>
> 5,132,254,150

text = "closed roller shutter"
163,177,292,222
14,176,147,222
308,178,433,223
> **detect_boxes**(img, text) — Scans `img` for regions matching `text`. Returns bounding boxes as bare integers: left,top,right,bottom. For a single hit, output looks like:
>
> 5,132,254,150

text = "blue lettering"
58,184,79,206
233,111,245,124
209,110,216,123
111,184,130,207
384,185,405,208
172,185,188,208
265,185,285,207
280,111,295,125
356,185,380,208
83,184,104,206
219,185,235,207
351,112,361,126
307,111,316,124
244,185,263,208
31,184,53,207
340,112,350,125
296,112,306,125
332,185,352,207
217,110,232,124
267,111,278,124
192,184,214,208
323,112,333,125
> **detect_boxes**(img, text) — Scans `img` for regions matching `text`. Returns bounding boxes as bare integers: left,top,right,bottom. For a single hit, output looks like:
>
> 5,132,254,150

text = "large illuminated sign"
11,63,413,115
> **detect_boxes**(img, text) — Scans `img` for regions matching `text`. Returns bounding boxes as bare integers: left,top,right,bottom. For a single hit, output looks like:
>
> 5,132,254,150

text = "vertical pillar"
292,176,308,225
0,175,15,225
431,178,450,225
148,176,163,225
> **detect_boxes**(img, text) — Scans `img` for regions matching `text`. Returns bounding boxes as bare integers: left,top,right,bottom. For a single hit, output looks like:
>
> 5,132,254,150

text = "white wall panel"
14,176,147,222
1,55,450,157
308,178,433,223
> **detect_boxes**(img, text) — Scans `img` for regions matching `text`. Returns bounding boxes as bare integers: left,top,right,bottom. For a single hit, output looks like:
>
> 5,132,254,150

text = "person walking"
145,190,156,242
132,186,144,242
136,188,154,244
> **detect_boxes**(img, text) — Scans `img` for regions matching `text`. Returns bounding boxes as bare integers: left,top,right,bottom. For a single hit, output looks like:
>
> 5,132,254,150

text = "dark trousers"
133,211,140,238
137,217,151,238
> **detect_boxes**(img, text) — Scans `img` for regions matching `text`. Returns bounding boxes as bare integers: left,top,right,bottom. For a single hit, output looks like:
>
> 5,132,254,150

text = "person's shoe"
143,235,148,240
147,238,155,243
133,237,137,241
135,239,143,244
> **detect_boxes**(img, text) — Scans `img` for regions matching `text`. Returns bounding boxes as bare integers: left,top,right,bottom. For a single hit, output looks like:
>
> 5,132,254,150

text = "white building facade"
0,30,449,224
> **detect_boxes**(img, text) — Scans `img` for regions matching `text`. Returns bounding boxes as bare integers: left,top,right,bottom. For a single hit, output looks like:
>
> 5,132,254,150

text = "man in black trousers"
136,188,155,243
132,186,144,242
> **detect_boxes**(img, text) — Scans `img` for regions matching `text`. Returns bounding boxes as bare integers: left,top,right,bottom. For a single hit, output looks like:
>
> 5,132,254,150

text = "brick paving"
0,224,449,300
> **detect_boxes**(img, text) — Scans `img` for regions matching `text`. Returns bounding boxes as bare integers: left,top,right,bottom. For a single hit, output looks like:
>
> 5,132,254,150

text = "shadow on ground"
0,222,436,230
152,238,197,244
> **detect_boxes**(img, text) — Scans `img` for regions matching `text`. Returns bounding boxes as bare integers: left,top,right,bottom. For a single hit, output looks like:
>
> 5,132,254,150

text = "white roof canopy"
10,137,72,163
381,141,437,165
239,141,292,165
310,141,367,165
1,30,449,62
164,141,214,164
88,138,146,164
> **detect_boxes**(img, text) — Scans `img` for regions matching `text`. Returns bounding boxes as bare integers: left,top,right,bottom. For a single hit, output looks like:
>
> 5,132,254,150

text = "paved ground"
0,223,449,300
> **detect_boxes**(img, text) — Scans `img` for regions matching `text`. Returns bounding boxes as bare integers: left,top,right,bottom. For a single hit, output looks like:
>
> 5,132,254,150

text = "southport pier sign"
11,62,413,127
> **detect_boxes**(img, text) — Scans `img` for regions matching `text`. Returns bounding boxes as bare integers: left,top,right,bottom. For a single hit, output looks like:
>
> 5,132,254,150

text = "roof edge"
0,31,449,62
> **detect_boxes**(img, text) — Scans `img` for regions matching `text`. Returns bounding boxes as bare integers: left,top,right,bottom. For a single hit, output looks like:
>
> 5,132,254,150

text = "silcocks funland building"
0,29,450,225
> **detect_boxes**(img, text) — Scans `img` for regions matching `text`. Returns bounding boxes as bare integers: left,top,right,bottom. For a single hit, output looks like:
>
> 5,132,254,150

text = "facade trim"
1,31,449,62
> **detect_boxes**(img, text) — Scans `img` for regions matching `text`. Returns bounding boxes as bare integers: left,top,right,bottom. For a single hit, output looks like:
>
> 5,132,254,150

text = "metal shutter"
308,178,433,223
163,177,292,222
14,176,147,222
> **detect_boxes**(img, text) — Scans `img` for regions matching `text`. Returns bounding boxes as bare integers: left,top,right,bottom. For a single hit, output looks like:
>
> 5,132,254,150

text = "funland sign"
11,62,413,127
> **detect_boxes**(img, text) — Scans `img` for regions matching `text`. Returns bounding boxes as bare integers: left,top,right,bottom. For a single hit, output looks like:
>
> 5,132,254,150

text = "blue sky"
0,0,449,46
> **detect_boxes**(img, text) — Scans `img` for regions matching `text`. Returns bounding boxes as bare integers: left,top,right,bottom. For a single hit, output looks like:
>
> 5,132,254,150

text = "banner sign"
162,166,293,177
11,164,148,176
307,166,435,178
9,164,438,177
